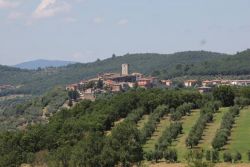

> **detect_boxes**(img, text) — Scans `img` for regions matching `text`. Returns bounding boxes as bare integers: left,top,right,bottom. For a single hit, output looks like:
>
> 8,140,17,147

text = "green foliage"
163,149,178,162
156,122,182,151
170,103,193,121
234,97,250,108
213,86,235,107
223,152,232,162
234,151,242,162
140,105,170,144
186,101,220,148
0,87,68,131
212,105,240,150
205,150,219,163
186,149,215,167
0,51,228,96
110,121,143,167
247,150,250,161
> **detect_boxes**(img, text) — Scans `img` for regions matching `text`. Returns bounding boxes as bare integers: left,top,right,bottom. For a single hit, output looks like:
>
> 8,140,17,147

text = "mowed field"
227,106,250,162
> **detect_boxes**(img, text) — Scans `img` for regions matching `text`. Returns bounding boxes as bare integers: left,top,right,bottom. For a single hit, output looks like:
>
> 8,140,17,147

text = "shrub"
223,152,232,162
233,151,242,162
164,149,178,162
145,151,153,161
152,150,163,163
205,150,211,161
211,150,219,163
247,150,250,161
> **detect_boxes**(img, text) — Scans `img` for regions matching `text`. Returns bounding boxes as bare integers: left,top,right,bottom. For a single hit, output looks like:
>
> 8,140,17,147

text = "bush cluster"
125,107,145,123
145,149,178,163
170,103,193,121
223,151,242,163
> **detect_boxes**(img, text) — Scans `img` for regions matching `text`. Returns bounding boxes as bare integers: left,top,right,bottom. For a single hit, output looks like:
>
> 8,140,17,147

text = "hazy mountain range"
14,59,76,70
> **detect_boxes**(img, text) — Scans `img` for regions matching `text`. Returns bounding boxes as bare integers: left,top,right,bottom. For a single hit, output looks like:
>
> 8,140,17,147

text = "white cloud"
117,19,129,25
93,17,104,24
8,11,23,20
0,0,19,9
32,0,71,19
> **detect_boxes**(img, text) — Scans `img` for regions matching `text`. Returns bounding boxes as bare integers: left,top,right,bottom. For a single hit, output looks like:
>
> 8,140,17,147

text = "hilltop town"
66,64,250,100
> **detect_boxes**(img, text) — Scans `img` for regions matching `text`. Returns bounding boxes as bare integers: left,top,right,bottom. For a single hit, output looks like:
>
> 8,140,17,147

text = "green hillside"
1,87,250,166
2,50,250,96
0,51,227,95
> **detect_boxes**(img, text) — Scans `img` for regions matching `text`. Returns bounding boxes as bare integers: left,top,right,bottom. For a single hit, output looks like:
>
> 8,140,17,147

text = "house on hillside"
198,86,212,93
202,80,213,87
184,80,198,87
137,78,152,88
161,80,172,87
231,80,250,86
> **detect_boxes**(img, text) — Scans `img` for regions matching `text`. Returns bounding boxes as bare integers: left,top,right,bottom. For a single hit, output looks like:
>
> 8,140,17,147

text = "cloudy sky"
0,0,250,65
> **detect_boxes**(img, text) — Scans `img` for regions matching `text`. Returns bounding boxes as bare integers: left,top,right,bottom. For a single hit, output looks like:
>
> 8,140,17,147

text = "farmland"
1,88,250,167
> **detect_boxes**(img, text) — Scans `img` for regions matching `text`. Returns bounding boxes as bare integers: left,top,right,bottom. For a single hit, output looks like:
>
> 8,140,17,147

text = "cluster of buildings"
185,79,250,93
66,64,250,100
66,64,166,100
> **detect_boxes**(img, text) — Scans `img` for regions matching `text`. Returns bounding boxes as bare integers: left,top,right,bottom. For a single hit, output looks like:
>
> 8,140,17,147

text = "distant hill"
14,59,76,69
1,50,250,95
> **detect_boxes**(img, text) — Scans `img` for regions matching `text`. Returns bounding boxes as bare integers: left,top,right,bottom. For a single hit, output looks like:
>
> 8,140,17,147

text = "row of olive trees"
139,105,170,143
212,105,240,150
170,103,193,121
144,149,178,163
186,102,220,148
155,122,183,151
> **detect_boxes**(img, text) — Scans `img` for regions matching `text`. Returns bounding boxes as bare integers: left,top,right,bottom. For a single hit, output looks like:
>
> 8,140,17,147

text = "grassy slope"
143,115,170,152
227,106,250,162
147,163,250,167
198,108,229,150
171,109,200,161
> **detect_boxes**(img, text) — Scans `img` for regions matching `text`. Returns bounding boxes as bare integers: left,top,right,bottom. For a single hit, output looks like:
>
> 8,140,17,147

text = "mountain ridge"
1,50,250,95
14,59,76,70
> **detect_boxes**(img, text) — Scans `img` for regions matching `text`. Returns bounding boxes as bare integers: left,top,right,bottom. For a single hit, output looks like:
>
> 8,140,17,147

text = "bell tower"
122,64,129,75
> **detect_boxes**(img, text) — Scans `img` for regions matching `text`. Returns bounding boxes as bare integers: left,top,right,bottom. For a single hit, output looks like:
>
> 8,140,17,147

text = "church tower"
122,64,129,75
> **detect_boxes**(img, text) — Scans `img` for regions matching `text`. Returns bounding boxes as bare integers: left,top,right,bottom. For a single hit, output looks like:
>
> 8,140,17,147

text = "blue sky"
0,0,250,65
